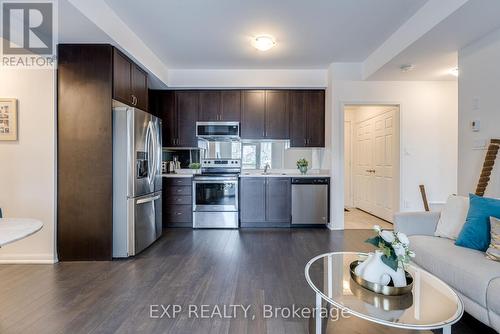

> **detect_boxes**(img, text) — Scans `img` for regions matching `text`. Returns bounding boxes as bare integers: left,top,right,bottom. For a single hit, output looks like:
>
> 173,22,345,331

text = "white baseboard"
0,253,57,264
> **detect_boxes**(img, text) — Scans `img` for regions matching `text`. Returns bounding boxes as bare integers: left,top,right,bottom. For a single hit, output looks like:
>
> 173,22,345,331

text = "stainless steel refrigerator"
112,105,162,258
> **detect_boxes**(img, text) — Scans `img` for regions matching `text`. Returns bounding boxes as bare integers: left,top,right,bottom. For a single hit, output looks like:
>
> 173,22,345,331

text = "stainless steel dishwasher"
291,177,329,225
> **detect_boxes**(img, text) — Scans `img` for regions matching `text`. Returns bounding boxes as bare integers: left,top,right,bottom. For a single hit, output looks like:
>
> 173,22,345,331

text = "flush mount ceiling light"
253,35,276,51
400,64,415,72
449,67,459,77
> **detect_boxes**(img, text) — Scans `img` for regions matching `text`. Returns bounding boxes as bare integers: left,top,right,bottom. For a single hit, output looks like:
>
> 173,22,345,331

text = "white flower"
397,232,410,246
408,251,416,258
380,230,395,243
373,225,381,233
393,243,406,257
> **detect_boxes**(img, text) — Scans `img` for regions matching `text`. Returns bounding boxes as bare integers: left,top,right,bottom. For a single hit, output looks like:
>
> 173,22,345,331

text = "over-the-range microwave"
196,122,240,141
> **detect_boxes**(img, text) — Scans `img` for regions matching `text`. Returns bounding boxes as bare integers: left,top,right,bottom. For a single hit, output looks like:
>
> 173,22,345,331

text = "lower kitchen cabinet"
240,177,291,227
163,178,193,227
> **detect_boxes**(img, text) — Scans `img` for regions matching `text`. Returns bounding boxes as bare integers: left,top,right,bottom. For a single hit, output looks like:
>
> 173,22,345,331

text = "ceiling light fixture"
400,64,415,72
449,67,459,77
253,35,276,51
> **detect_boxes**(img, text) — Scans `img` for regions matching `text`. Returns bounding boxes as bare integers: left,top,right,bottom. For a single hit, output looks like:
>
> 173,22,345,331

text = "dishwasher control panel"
291,177,330,184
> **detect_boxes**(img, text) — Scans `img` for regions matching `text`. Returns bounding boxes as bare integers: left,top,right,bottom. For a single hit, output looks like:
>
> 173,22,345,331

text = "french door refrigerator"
112,105,162,257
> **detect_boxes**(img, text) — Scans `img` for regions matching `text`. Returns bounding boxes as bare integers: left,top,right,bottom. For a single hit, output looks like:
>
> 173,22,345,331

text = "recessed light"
253,35,276,51
400,64,415,72
449,67,459,77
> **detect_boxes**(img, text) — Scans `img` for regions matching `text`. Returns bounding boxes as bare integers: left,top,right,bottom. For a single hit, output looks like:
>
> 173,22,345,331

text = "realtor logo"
1,1,56,68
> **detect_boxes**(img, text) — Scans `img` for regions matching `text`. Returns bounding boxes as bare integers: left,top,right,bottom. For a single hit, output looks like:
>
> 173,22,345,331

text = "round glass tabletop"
305,252,464,331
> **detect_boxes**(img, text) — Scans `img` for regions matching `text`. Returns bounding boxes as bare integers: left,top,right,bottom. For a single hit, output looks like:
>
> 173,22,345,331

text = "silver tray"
349,260,413,296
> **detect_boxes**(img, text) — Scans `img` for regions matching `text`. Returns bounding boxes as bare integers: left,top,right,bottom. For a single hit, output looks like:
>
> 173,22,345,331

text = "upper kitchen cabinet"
198,91,221,121
113,49,148,111
241,90,288,140
221,90,241,122
242,90,266,139
265,90,289,139
176,91,199,147
198,90,241,122
149,90,176,146
289,90,325,147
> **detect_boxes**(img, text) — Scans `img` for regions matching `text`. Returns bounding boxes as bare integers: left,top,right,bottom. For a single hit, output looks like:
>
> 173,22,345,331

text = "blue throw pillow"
455,194,500,252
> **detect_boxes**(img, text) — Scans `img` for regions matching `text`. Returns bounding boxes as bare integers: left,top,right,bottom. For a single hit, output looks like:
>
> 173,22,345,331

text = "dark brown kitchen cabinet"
150,90,176,146
241,90,289,140
131,64,148,111
198,90,241,122
240,177,291,227
240,177,266,223
242,90,266,139
198,91,221,121
163,178,193,227
265,90,289,139
221,91,241,121
289,90,325,147
266,178,291,223
113,50,132,105
112,49,148,110
176,91,199,147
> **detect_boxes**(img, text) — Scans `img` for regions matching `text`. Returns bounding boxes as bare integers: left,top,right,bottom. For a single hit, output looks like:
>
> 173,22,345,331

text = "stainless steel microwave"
196,122,240,141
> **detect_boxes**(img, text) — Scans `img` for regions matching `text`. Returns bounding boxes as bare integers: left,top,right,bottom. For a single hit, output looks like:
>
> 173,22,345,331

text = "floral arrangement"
296,158,309,168
365,225,415,271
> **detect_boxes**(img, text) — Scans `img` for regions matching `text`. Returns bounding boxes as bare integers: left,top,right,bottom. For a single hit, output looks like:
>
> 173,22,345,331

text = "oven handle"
193,181,239,185
193,178,239,183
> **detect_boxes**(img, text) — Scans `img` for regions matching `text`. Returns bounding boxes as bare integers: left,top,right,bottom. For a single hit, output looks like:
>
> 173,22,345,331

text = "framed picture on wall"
0,98,18,141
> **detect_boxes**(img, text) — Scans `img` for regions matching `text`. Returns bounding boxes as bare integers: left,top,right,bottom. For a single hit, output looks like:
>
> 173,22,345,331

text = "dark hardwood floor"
0,229,494,334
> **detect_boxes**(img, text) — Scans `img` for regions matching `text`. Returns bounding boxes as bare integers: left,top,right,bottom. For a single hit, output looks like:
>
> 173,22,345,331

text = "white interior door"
352,108,397,222
344,120,353,207
353,118,374,213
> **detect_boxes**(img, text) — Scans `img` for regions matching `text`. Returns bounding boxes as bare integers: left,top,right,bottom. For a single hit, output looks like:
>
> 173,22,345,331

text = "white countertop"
162,173,194,178
239,169,331,178
0,218,43,247
162,169,330,178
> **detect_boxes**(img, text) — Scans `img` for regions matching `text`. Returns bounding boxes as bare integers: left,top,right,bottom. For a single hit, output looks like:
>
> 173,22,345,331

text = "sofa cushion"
435,195,469,240
488,278,500,316
456,194,500,252
486,216,500,262
409,235,500,308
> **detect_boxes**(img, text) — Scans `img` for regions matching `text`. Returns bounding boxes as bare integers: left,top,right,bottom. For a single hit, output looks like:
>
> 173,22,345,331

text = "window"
242,144,258,169
241,140,289,170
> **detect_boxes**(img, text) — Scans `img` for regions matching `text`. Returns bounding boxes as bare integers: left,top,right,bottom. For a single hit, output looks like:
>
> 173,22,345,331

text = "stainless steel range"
192,159,241,228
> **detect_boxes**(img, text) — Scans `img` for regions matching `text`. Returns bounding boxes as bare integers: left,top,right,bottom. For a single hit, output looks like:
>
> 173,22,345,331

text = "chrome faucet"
264,163,271,174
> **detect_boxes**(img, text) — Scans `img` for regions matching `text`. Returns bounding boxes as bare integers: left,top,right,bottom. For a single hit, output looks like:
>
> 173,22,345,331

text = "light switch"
471,120,480,132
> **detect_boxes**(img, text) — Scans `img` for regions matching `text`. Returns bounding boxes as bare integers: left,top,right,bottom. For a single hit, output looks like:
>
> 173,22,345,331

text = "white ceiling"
369,0,500,81
104,0,427,69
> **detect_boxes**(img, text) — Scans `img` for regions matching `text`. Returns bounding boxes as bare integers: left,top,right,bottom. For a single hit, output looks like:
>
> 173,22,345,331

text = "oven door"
193,177,238,212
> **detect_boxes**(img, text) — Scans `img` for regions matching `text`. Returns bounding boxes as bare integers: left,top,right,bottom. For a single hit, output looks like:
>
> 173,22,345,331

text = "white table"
305,252,464,334
0,218,43,247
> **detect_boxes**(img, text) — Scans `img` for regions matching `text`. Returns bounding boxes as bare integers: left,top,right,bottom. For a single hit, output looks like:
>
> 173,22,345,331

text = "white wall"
167,69,328,88
458,27,500,198
329,78,458,229
0,68,56,263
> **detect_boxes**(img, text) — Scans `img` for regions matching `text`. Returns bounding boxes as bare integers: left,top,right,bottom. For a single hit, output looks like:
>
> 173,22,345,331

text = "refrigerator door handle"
146,121,155,185
136,194,161,204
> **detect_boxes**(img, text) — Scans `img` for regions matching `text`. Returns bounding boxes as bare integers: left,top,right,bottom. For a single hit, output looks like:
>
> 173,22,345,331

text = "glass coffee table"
305,252,463,334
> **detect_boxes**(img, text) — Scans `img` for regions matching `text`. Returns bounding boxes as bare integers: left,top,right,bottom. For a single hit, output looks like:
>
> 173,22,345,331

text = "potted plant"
188,162,201,174
296,158,309,175
354,225,415,288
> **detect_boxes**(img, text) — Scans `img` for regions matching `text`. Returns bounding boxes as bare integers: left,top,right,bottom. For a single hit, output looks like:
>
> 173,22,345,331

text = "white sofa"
394,212,500,332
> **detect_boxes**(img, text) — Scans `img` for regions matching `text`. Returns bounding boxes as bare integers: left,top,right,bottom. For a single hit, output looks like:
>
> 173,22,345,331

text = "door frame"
332,102,403,229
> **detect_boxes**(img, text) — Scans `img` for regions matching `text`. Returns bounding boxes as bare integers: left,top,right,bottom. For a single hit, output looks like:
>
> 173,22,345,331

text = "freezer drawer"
113,191,162,258
291,181,329,225
134,192,162,255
